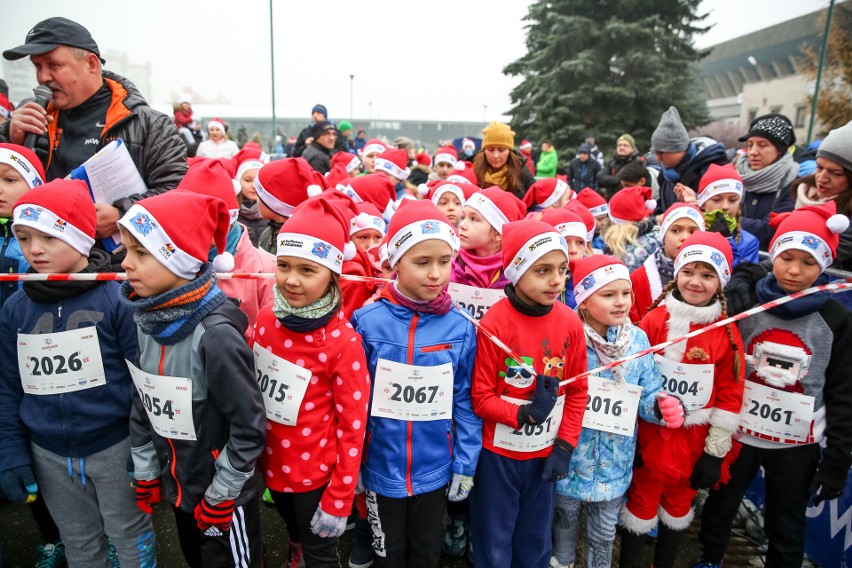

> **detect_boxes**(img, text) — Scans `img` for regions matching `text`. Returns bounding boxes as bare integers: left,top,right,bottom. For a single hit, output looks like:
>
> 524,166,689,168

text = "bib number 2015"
256,370,289,403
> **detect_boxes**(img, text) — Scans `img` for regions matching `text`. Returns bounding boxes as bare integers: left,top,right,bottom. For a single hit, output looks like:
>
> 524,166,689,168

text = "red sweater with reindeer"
636,292,745,477
471,296,588,460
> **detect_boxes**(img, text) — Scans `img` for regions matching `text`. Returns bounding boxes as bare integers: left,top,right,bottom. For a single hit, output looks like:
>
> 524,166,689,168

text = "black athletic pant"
268,486,340,567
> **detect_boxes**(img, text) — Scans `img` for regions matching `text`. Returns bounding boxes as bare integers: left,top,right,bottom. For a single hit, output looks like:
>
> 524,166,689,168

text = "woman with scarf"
734,114,800,249
472,122,536,199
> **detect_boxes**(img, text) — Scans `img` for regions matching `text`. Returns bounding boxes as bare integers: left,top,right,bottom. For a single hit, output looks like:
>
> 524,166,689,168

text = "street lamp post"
349,74,355,121
269,0,276,153
807,0,836,143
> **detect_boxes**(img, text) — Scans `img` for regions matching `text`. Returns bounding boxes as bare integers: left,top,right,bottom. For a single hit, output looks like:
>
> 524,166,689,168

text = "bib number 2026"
28,353,83,376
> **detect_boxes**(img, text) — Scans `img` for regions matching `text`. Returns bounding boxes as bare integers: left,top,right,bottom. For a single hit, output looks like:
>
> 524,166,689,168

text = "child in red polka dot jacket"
253,192,370,566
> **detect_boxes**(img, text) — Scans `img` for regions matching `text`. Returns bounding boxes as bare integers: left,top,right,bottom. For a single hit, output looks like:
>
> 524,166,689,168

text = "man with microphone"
0,17,186,253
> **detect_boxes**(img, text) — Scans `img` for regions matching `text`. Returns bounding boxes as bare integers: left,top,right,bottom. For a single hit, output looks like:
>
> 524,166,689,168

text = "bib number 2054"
136,387,175,420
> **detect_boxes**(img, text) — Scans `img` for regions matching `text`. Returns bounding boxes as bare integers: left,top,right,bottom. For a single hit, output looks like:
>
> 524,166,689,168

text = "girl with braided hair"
619,232,745,568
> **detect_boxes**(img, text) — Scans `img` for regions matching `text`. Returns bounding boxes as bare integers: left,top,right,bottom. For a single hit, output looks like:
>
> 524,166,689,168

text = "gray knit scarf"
582,322,633,385
734,153,799,195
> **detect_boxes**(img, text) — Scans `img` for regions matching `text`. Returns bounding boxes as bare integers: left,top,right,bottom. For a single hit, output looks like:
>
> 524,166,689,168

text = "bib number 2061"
28,353,83,376
747,400,793,425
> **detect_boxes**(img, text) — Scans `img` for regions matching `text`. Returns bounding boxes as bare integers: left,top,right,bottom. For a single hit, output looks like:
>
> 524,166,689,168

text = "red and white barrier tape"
0,272,392,284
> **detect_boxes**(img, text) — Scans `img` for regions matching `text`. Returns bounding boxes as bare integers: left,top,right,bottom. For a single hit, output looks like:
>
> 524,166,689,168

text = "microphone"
23,85,53,150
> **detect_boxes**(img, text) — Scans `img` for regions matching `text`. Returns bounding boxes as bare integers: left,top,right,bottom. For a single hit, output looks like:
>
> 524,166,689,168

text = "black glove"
541,439,574,482
810,468,846,505
690,452,724,490
521,374,559,426
0,465,39,504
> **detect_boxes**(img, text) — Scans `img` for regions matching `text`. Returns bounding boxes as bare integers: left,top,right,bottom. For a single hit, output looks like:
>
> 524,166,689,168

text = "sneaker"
262,487,275,505
108,541,120,568
284,541,305,568
550,557,574,568
692,561,722,568
36,541,67,568
348,517,374,568
442,517,468,558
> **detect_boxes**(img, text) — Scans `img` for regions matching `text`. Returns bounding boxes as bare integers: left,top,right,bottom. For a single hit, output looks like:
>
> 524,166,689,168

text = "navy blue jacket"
0,220,29,308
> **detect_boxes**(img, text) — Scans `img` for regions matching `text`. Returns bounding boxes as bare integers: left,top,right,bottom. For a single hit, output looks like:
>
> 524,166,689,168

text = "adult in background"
195,118,239,158
536,140,558,178
294,103,327,157
733,114,800,249
519,139,536,176
0,79,13,125
338,120,353,153
568,143,601,193
354,127,366,153
598,133,640,199
302,121,337,174
472,121,535,198
0,17,186,254
652,105,727,213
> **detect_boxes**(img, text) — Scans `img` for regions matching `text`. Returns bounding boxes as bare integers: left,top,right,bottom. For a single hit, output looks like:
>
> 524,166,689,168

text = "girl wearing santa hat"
233,145,271,246
576,188,609,252
694,202,852,568
619,232,745,568
352,200,481,568
429,145,460,182
253,193,370,567
417,180,480,229
523,177,575,213
551,256,684,568
602,186,662,271
629,202,706,321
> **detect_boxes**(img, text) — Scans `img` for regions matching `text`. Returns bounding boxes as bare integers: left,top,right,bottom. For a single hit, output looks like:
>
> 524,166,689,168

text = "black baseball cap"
3,17,105,64
311,121,336,138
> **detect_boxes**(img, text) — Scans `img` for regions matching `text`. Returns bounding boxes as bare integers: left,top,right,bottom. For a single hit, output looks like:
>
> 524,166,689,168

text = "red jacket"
630,254,666,323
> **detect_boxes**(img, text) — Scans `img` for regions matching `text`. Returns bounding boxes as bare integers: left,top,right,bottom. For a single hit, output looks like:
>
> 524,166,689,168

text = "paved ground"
0,492,765,567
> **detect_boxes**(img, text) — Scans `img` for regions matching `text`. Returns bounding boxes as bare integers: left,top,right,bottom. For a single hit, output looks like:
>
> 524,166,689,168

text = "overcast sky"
1,0,828,122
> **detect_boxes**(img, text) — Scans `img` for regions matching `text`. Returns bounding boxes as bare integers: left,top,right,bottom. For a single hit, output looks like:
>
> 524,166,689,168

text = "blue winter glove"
0,465,39,504
310,505,348,538
447,473,474,502
519,374,559,426
541,439,575,482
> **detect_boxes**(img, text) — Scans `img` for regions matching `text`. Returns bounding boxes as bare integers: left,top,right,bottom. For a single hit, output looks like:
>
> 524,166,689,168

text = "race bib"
371,359,453,421
18,328,106,395
492,395,565,452
448,283,506,321
655,356,714,411
253,344,311,426
581,375,641,436
738,381,814,444
126,360,196,441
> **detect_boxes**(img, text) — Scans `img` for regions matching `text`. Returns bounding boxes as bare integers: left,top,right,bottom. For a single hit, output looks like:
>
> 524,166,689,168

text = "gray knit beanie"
817,121,852,173
651,106,690,153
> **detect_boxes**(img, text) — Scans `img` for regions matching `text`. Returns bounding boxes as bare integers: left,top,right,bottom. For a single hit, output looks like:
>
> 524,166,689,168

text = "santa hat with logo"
501,219,569,285
536,209,588,244
417,180,480,206
433,145,458,166
331,151,362,174
523,177,575,210
254,158,326,217
0,143,45,189
341,173,397,217
361,138,388,157
768,201,850,271
608,186,655,225
276,194,356,274
383,200,459,268
233,145,269,184
446,161,478,185
464,187,526,234
660,202,706,239
570,255,631,306
674,231,733,286
12,179,95,255
697,163,743,208
117,190,231,279
374,148,410,181
564,200,597,242
350,202,386,238
576,187,608,218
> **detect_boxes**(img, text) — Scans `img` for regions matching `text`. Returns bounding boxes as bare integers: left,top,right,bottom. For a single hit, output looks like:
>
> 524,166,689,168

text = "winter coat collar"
662,290,721,361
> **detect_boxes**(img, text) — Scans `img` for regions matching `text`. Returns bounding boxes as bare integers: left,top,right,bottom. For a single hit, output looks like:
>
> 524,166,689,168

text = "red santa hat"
350,202,386,238
383,200,459,268
331,151,362,173
417,180,480,206
536,209,588,244
462,138,476,151
0,143,45,189
564,200,597,243
523,177,575,210
464,187,526,234
12,179,95,255
768,201,850,271
570,255,631,306
501,219,569,285
674,231,733,286
576,187,608,218
698,163,743,208
325,164,353,190
433,145,458,166
446,160,478,185
233,145,269,183
660,202,706,239
254,158,326,217
362,138,388,157
277,194,355,274
208,118,225,132
608,186,656,225
415,152,431,167
341,173,397,217
117,190,230,279
519,140,533,151
374,148,410,181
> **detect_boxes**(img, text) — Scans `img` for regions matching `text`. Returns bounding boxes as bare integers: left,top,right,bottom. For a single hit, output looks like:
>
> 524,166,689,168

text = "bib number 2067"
390,383,438,405
28,353,83,376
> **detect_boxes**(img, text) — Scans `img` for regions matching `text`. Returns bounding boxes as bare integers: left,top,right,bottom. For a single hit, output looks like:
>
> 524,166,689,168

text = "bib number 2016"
136,388,175,420
256,370,288,403
747,400,793,425
28,353,83,376
390,383,438,404
586,395,623,416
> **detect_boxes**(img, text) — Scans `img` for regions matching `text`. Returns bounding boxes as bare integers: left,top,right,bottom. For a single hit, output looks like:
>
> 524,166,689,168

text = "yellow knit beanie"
482,122,515,150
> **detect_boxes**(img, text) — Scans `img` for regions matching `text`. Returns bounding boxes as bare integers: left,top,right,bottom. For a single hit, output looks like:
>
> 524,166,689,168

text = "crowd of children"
0,115,850,568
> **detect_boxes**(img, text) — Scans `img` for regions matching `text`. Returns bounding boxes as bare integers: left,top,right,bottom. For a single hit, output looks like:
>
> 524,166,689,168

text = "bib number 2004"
28,353,83,376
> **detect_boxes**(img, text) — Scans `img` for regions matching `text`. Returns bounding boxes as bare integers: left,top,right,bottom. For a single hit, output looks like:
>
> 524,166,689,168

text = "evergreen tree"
505,0,711,164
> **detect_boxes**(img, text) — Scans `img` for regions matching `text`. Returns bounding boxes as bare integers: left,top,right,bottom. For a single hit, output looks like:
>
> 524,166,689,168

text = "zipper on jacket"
405,313,419,496
168,438,182,508
362,432,372,465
